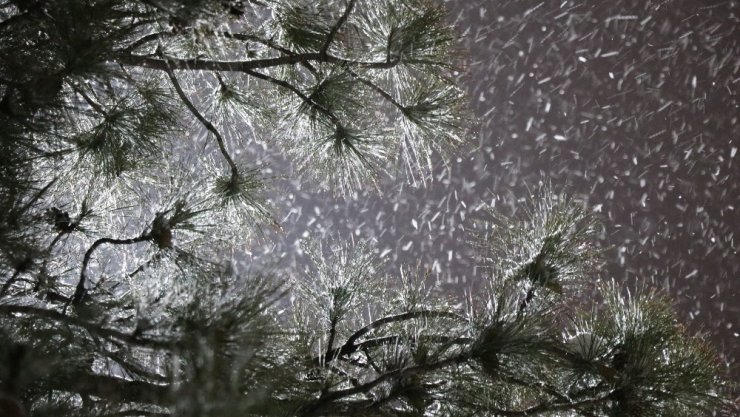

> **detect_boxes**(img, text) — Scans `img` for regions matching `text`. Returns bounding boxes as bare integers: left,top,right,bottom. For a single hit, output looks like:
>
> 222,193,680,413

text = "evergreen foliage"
0,1,731,416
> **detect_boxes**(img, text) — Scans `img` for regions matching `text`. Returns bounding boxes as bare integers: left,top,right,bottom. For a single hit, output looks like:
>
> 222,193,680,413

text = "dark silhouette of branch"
0,269,22,298
300,354,467,417
348,70,404,110
324,317,339,364
162,60,239,179
50,371,171,406
117,51,400,73
0,305,173,349
126,29,297,57
317,310,466,365
320,0,356,57
240,67,340,125
70,234,152,309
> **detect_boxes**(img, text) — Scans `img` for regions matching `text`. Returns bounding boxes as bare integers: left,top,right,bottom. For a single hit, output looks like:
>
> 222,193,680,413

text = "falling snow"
251,0,739,382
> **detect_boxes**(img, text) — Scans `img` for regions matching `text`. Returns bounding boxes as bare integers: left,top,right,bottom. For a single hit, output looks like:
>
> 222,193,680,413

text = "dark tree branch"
365,334,472,351
301,354,467,417
362,346,382,374
348,69,404,110
48,371,171,406
324,316,339,364
320,0,356,57
240,67,340,125
518,286,536,314
125,28,297,58
71,83,108,116
348,310,466,346
317,310,466,365
226,32,297,57
162,60,239,179
485,394,613,417
116,51,400,73
18,177,57,214
70,234,152,309
0,304,173,349
0,269,22,298
118,52,324,72
321,334,474,368
122,31,166,53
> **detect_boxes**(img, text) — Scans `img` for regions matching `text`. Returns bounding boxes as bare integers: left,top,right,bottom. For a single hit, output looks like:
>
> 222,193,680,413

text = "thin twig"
71,84,108,116
321,0,356,57
301,355,467,417
0,304,172,349
317,310,466,365
0,269,21,298
162,58,239,179
347,69,404,110
69,234,151,309
242,67,340,125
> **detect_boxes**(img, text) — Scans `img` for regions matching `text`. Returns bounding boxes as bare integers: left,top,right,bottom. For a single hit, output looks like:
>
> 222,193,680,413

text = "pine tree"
0,1,731,417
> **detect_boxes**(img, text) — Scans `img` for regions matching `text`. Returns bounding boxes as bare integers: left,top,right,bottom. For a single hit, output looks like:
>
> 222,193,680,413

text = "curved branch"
486,394,613,417
70,234,151,308
301,354,466,417
347,310,466,348
124,29,295,57
122,31,166,53
318,310,467,365
163,63,239,178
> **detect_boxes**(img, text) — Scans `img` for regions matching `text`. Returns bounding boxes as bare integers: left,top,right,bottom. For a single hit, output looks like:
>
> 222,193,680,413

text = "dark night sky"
257,0,739,395
444,0,740,374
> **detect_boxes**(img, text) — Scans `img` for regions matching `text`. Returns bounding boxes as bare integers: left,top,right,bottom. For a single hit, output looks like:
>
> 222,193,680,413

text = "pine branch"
318,310,466,365
320,0,356,57
162,61,239,178
348,70,404,110
117,51,401,73
125,29,297,58
324,316,339,365
225,32,298,57
241,67,340,125
301,354,467,417
46,371,171,406
71,83,108,116
123,31,167,53
355,334,473,353
0,305,173,349
0,269,21,297
486,394,613,417
70,234,152,309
